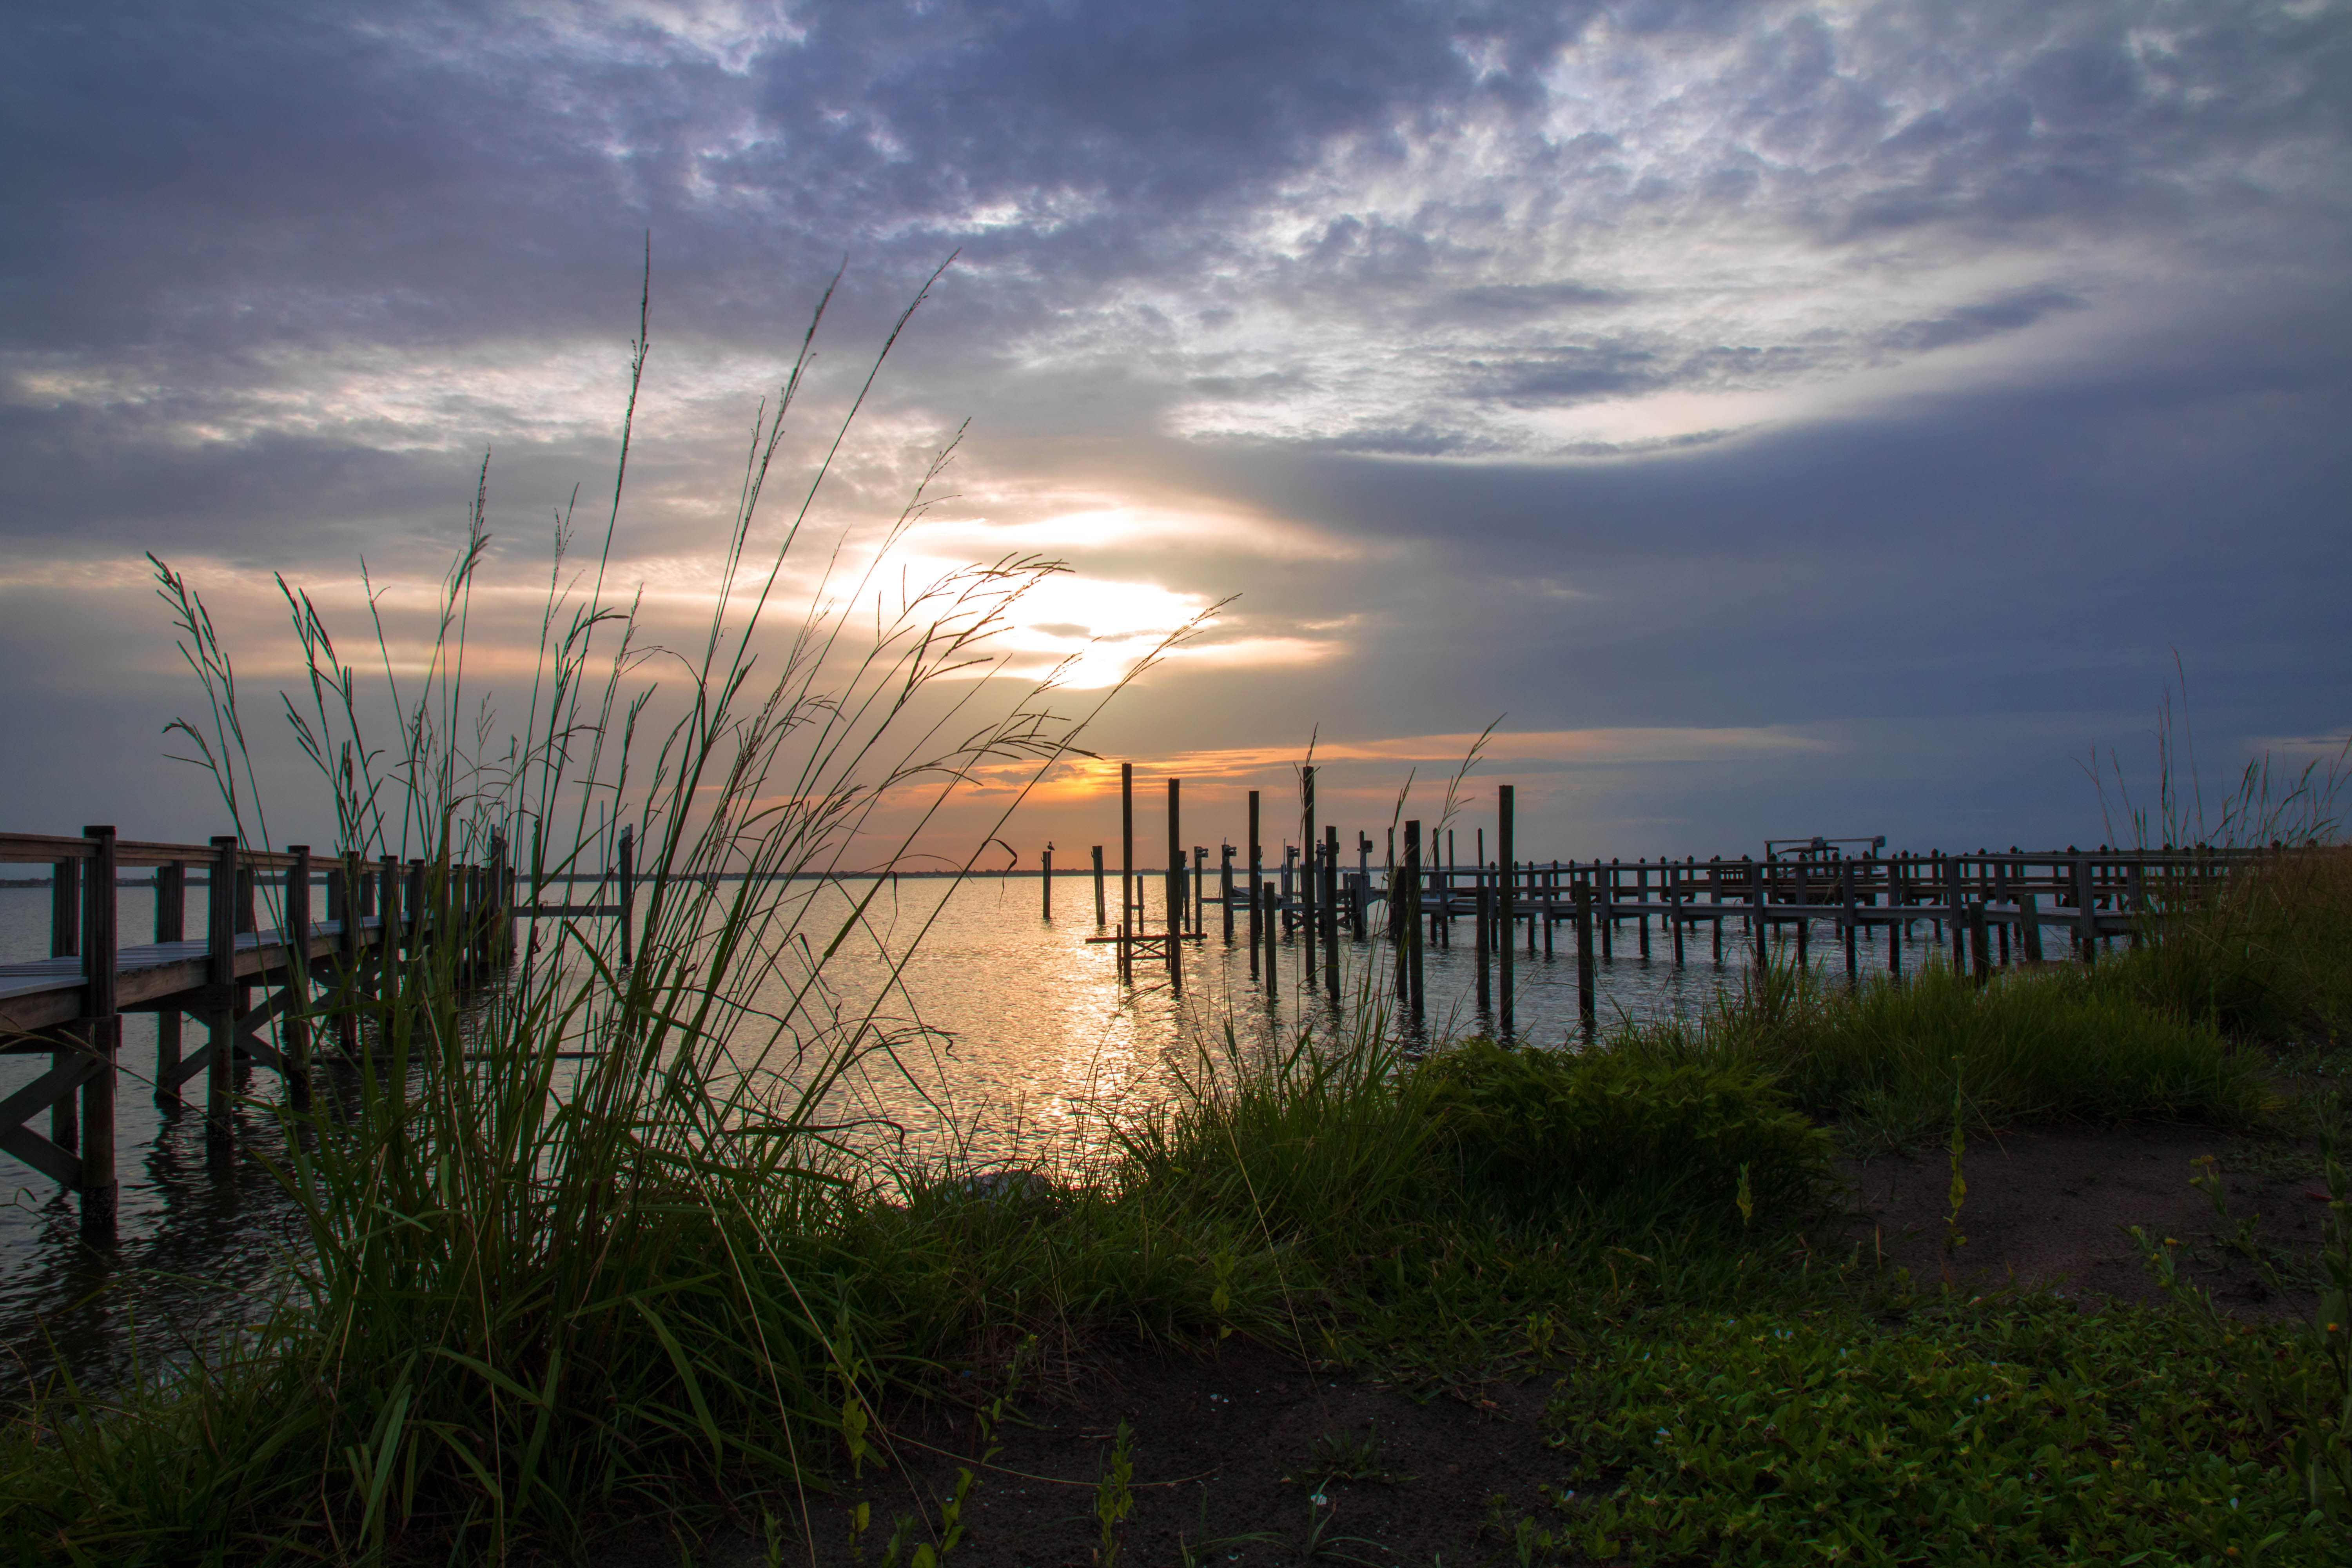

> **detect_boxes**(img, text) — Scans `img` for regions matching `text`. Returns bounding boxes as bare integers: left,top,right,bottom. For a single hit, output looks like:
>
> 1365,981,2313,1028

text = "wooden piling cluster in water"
1047,771,2266,1038
0,824,597,1236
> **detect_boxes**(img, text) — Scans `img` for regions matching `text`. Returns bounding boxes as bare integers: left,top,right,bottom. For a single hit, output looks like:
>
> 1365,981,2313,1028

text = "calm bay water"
0,871,1936,1393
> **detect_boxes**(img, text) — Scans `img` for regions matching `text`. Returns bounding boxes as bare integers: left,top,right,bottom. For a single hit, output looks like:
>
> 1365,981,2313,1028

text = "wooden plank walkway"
0,922,376,1032
0,826,526,1237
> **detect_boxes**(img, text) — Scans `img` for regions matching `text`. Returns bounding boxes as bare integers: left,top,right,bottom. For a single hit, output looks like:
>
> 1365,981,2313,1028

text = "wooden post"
1711,857,1724,963
1261,882,1278,1001
155,859,185,1100
1945,854,1967,972
286,846,313,1082
2127,859,2146,951
2073,851,2096,967
1636,860,1650,960
1841,859,1858,982
1165,778,1183,991
1094,845,1108,927
1041,844,1053,920
1992,857,2011,965
1670,859,1686,966
1301,766,1318,989
2020,886,2043,962
1967,899,1991,985
1121,764,1135,983
617,825,636,967
1321,825,1339,994
1385,827,1401,943
1403,820,1424,1023
49,854,80,1152
1348,839,1366,942
1497,787,1515,1042
1575,873,1597,1033
1218,843,1233,942
1794,860,1810,969
1247,789,1261,982
1474,863,1491,1012
1749,856,1768,966
1598,860,1612,961
77,827,120,1236
1543,862,1555,957
1193,847,1205,937
207,836,238,1131
1889,854,1904,974
49,854,81,960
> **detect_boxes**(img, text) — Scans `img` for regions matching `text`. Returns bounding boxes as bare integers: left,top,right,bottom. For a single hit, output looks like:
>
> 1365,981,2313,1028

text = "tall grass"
2084,657,2352,1044
2,269,1215,1561
2109,848,2352,1045
1610,949,2267,1148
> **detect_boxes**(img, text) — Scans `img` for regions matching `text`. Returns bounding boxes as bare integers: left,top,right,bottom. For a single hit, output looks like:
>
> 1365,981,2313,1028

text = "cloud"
0,0,2347,855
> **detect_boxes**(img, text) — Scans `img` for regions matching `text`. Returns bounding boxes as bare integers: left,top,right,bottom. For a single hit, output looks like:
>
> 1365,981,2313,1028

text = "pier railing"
0,827,528,1235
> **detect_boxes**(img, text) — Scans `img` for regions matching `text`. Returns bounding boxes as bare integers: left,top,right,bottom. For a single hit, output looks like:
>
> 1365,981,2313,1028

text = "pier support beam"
206,836,238,1135
78,826,120,1238
1496,787,1515,1042
155,859,185,1100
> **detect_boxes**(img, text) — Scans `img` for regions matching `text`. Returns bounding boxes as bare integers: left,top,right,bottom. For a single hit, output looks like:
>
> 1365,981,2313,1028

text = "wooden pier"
0,827,532,1236
1060,771,2264,1038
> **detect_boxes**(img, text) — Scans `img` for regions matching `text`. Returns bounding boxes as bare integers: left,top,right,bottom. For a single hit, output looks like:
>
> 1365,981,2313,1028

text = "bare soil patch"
710,1338,1566,1567
659,1121,2329,1568
1835,1120,2327,1314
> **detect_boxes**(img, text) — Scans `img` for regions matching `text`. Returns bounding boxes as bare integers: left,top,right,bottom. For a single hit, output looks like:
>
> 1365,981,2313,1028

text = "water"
0,871,1944,1394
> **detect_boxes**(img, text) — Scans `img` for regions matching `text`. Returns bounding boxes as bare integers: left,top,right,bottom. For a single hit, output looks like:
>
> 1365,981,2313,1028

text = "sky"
2,0,2347,869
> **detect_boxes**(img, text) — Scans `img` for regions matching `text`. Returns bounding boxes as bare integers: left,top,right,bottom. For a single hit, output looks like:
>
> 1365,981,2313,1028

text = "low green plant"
1093,1420,1134,1567
1296,1421,1408,1488
2132,1124,2352,1530
1551,1301,2347,1564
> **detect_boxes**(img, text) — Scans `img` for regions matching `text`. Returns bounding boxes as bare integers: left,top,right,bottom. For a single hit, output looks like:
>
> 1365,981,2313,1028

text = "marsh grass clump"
2109,847,2352,1046
1110,1001,1441,1261
1612,949,2267,1149
1414,1042,1832,1222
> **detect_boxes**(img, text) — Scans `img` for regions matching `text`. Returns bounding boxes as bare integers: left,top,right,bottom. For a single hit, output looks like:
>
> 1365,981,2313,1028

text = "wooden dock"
0,827,532,1236
1063,770,2262,1038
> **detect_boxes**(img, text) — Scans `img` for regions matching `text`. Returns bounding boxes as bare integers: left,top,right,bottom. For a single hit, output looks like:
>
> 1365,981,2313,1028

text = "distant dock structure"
1054,769,2261,1040
2,797,2259,1235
